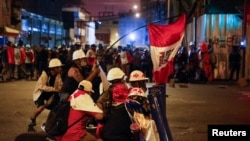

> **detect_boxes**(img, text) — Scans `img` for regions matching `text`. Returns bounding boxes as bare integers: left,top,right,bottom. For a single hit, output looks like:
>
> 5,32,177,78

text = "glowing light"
135,13,140,18
241,39,246,47
129,33,135,41
133,5,138,10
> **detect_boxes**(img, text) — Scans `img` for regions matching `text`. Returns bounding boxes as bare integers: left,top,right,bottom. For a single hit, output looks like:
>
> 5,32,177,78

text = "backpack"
44,95,85,137
44,101,70,136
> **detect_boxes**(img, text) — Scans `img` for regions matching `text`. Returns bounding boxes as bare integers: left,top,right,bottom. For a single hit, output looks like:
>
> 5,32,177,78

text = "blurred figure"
19,44,28,79
7,42,15,79
25,44,35,80
199,42,213,82
36,45,49,77
187,41,200,82
141,50,153,82
13,44,21,79
118,46,133,81
229,46,241,81
1,45,8,81
174,46,188,83
131,48,142,71
86,44,97,67
103,47,115,73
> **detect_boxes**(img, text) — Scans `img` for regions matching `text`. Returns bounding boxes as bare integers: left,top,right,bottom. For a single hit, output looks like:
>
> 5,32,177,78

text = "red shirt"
56,89,102,141
19,47,26,64
7,46,14,64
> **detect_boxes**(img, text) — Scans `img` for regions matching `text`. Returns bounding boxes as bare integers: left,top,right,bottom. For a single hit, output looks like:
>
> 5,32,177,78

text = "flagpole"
167,0,170,19
108,14,181,48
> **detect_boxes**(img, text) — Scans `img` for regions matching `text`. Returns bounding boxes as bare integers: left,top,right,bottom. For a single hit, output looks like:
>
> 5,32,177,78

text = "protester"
229,46,241,81
24,44,35,80
28,58,63,127
98,83,132,141
60,49,100,97
118,46,133,81
129,70,149,95
126,88,160,141
95,67,134,141
36,45,49,78
96,67,126,110
0,45,8,81
56,80,103,141
6,42,15,80
199,42,213,82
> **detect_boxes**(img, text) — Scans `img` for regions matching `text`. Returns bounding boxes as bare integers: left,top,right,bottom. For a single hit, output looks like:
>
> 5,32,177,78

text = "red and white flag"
148,14,186,84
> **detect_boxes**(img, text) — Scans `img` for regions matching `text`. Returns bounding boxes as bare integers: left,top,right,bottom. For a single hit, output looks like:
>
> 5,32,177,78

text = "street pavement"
0,80,250,141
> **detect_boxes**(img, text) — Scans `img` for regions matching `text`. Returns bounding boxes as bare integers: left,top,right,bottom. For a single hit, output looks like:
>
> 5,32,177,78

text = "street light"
133,4,138,10
135,13,140,18
129,33,135,47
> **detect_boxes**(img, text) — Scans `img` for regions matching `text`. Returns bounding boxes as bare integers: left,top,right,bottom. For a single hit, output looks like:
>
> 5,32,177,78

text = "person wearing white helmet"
129,70,149,93
28,58,63,128
126,88,160,141
55,80,103,141
60,49,100,100
24,44,35,80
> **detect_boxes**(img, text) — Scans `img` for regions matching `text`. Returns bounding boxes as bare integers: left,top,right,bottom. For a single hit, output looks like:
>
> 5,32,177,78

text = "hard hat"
78,80,94,92
112,83,129,103
25,44,31,48
107,67,125,81
129,70,148,82
128,88,146,97
48,58,63,68
189,41,195,46
72,49,86,60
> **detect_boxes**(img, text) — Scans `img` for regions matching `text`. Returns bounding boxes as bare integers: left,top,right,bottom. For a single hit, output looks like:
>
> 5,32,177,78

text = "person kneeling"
56,80,103,141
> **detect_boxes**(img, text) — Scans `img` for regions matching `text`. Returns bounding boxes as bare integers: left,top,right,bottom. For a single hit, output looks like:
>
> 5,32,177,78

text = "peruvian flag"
148,14,186,84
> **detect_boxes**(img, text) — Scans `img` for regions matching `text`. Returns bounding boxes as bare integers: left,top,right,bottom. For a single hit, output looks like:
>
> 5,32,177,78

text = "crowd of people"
0,39,242,141
0,40,242,85
0,42,153,83
17,41,158,141
174,42,242,83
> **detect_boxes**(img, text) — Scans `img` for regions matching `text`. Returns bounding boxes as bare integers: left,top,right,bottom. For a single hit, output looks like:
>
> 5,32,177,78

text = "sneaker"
28,118,36,126
41,123,46,132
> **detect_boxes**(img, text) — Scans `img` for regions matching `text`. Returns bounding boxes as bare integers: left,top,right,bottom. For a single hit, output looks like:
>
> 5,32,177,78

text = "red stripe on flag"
148,14,186,47
148,14,186,84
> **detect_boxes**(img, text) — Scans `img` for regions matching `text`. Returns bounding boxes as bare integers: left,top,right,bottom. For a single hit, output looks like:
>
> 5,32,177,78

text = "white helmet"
72,49,86,60
107,67,125,81
189,41,195,46
128,88,146,97
78,80,94,92
129,70,148,82
48,58,63,68
25,44,31,48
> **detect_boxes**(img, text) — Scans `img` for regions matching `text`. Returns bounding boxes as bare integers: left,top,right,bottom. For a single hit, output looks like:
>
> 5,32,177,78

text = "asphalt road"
0,80,250,141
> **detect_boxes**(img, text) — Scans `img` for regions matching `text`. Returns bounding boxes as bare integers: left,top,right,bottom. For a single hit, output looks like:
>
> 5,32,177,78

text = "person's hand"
92,64,100,74
54,88,60,92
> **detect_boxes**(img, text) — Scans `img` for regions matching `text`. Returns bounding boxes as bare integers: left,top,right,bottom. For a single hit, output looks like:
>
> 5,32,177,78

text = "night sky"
83,0,140,17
